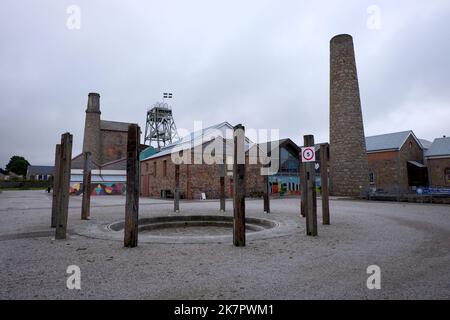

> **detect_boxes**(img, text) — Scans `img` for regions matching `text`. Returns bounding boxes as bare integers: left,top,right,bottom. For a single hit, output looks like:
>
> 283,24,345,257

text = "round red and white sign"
301,147,315,162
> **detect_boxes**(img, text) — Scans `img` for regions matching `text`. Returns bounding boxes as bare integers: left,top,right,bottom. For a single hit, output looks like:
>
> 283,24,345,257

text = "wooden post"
51,144,61,228
300,161,306,218
220,175,225,212
124,124,140,248
304,135,318,236
174,164,180,212
219,140,226,212
233,124,246,247
263,174,270,213
81,152,91,220
55,133,73,240
320,143,330,225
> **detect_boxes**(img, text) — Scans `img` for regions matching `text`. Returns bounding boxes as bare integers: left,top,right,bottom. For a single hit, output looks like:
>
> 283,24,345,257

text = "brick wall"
428,158,450,187
100,130,128,164
368,135,425,193
398,135,424,192
368,151,399,193
140,152,265,199
82,112,101,164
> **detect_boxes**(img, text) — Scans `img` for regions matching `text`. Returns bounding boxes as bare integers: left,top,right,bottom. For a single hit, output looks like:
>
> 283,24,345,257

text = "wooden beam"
219,140,226,212
220,175,226,212
304,135,318,236
320,143,330,225
124,124,140,248
51,144,61,228
81,152,91,220
263,174,270,213
233,124,246,247
174,164,180,212
55,133,73,240
300,160,306,218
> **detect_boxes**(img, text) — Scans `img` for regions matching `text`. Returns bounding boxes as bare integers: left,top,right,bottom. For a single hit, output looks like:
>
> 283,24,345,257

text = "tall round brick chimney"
329,34,369,197
82,92,102,165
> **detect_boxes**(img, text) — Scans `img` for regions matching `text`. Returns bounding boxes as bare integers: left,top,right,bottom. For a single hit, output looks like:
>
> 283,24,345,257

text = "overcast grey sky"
1,0,449,167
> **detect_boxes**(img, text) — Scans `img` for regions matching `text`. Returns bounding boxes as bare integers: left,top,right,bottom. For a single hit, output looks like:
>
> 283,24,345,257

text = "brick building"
69,93,137,195
26,165,54,181
366,131,428,194
140,122,265,199
72,92,136,167
425,137,450,188
267,139,301,196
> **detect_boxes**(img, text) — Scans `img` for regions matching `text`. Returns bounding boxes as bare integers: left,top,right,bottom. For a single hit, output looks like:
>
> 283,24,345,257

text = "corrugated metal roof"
365,131,414,152
425,137,450,157
139,146,157,160
419,139,433,150
141,121,253,161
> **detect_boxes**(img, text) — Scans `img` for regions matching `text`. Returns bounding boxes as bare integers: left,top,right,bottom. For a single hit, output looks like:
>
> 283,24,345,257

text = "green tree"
5,156,30,177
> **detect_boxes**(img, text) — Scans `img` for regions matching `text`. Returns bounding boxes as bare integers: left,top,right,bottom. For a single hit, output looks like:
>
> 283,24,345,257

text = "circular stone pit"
109,215,276,240
74,214,297,244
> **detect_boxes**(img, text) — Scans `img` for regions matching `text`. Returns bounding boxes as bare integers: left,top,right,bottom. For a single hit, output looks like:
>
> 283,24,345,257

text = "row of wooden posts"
50,124,330,247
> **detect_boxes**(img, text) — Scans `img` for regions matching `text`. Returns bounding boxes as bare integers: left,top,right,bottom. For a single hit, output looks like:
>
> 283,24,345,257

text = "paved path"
0,190,449,299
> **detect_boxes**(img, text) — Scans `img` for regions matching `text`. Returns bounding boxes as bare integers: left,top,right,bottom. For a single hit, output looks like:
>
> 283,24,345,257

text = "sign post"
301,137,318,236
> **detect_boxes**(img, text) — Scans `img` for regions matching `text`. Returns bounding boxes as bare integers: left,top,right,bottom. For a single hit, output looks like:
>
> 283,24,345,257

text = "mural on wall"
70,182,126,195
268,174,322,196
269,176,301,196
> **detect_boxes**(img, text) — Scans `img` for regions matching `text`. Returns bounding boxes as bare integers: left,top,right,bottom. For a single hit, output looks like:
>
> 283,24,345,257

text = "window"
145,163,149,172
280,147,299,174
369,172,375,184
153,162,157,177
163,160,167,177
445,168,450,184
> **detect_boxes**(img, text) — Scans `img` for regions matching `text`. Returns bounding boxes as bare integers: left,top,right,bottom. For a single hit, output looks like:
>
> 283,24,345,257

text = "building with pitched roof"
366,130,428,194
69,93,138,195
71,93,137,168
140,121,301,199
260,139,302,196
26,165,54,181
425,136,450,188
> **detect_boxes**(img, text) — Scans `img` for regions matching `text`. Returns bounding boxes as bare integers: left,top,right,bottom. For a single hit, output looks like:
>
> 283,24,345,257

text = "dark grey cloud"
1,0,449,167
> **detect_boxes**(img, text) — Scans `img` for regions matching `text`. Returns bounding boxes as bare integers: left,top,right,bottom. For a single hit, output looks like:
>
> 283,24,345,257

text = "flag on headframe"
163,93,173,99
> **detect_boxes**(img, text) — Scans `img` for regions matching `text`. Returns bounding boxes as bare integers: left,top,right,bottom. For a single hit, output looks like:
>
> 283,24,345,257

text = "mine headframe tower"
144,101,179,150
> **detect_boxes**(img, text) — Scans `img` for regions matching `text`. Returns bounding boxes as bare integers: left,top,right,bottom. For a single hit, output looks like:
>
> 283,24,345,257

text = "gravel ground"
0,190,449,300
